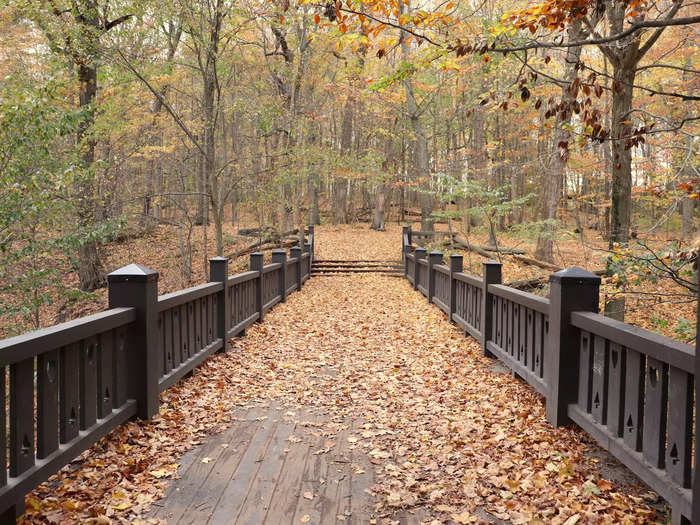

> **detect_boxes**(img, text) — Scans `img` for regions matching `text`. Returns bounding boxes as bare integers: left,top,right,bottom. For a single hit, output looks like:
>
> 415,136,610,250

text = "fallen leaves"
23,225,668,524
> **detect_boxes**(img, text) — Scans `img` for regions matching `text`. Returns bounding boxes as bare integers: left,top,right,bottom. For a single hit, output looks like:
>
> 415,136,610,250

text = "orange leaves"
314,13,320,23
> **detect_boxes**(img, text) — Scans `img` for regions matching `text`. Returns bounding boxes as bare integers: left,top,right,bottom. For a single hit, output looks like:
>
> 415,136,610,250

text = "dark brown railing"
0,228,314,521
401,226,698,524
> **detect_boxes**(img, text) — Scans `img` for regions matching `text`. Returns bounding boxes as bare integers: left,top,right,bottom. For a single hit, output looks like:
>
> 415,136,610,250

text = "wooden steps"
311,260,404,276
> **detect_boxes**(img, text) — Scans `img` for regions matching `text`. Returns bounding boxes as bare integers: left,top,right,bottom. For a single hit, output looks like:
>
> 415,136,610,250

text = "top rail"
228,270,258,286
571,311,695,373
488,284,549,314
157,282,223,312
454,271,481,287
0,307,136,366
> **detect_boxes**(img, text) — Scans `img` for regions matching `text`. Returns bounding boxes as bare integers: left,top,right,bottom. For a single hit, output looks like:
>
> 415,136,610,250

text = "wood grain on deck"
149,406,378,525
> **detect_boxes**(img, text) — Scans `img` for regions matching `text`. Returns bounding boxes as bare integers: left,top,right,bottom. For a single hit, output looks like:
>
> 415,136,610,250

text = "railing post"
250,252,264,322
308,225,315,265
481,261,502,357
414,247,426,291
449,254,463,323
402,226,411,271
303,242,311,281
209,257,230,351
427,251,443,303
291,246,302,291
546,266,600,427
107,264,159,420
272,249,287,302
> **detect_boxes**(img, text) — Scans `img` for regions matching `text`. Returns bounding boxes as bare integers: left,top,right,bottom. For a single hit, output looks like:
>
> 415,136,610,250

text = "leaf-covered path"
28,227,664,524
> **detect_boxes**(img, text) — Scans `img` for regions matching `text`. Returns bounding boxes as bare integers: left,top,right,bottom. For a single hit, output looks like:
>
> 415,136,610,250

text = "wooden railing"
401,226,698,524
0,228,314,521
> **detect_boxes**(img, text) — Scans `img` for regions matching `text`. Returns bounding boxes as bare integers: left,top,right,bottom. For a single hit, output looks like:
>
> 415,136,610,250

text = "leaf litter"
24,225,667,524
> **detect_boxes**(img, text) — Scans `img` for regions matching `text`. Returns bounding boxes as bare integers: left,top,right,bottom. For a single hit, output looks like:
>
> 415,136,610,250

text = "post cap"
450,253,463,260
483,260,502,267
550,266,601,284
107,263,158,283
415,247,427,254
430,251,443,256
250,252,263,257
291,246,301,252
210,256,228,263
271,249,286,254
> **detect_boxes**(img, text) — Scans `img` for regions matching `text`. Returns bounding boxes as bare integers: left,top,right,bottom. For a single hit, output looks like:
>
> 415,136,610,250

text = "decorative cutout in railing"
0,227,314,521
401,225,697,524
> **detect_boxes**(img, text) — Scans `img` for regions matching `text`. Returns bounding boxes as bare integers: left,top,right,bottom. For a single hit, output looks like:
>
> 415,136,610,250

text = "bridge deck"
148,405,405,525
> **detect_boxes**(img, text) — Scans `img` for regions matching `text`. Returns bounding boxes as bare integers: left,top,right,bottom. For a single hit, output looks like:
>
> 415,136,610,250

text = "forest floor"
25,225,669,525
1,215,693,342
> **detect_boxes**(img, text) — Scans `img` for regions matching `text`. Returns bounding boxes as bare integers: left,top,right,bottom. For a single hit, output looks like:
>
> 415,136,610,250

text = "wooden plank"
534,312,543,378
10,358,35,476
623,349,644,452
97,330,113,418
591,335,608,424
292,416,332,525
80,336,98,430
526,308,535,371
326,423,353,523
606,343,626,438
188,301,196,359
506,300,514,355
263,410,319,522
151,408,259,522
60,344,80,443
37,349,59,459
666,366,693,487
175,305,185,366
518,305,527,365
642,357,668,468
577,331,593,413
206,410,281,524
164,309,173,375
235,412,297,524
347,418,375,524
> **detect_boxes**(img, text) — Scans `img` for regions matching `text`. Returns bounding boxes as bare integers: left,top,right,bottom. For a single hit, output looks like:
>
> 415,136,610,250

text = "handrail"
571,311,695,373
488,284,549,314
157,282,223,311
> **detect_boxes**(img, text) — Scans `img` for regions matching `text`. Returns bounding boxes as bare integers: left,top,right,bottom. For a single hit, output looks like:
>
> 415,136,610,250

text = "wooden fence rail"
402,226,698,524
0,227,314,521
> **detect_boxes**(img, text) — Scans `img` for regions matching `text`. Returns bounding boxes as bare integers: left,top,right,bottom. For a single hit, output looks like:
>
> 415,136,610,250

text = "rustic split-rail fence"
0,229,314,522
402,226,698,524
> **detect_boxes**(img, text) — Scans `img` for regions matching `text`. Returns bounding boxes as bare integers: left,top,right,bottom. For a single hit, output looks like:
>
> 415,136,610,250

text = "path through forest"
27,227,664,524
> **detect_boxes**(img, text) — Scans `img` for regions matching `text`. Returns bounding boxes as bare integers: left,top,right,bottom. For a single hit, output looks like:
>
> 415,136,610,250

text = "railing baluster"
577,331,593,413
606,342,626,437
590,335,608,424
666,365,692,487
37,349,59,458
642,357,668,468
60,344,80,442
97,331,113,418
80,336,98,430
623,349,645,452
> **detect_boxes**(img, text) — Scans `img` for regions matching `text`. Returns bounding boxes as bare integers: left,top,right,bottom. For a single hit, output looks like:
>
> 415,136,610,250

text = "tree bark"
535,19,585,262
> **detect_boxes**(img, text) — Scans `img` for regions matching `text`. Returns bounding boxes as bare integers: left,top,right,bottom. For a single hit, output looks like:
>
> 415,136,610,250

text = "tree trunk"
76,63,105,291
535,19,584,262
609,66,635,244
371,183,387,230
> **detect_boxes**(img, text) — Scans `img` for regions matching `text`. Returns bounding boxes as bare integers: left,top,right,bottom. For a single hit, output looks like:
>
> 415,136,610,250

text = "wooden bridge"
0,225,698,524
